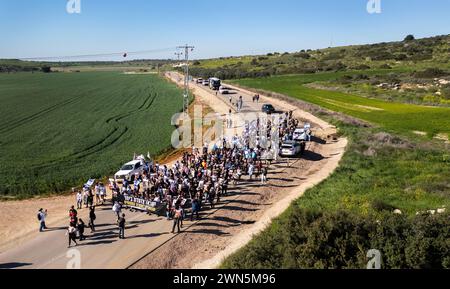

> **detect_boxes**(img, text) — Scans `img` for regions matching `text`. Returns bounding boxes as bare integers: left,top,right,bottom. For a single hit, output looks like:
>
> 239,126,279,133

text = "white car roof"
125,160,142,166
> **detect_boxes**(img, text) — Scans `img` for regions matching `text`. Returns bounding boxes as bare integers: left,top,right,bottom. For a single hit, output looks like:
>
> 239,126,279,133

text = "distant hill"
189,34,450,79
0,59,176,73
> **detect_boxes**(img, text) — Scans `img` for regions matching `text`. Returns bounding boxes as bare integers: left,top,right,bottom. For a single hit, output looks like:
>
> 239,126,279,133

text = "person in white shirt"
112,202,121,220
99,183,107,204
76,191,83,209
95,184,101,205
82,189,89,208
66,224,78,248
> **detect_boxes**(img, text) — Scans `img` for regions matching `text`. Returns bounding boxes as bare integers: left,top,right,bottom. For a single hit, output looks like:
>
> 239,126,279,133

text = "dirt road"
130,73,347,269
0,72,347,269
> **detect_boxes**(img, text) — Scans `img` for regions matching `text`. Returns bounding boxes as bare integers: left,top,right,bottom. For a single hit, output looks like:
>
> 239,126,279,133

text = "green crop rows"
0,72,183,198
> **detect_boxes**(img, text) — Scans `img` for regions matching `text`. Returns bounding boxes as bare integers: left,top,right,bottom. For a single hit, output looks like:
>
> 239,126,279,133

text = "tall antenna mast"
176,44,194,113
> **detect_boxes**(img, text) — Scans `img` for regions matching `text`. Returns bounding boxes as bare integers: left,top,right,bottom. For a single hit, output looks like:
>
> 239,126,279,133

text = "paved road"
0,204,176,269
0,75,283,270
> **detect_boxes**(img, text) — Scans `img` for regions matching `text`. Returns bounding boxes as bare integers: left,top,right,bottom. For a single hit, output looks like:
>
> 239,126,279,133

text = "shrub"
222,209,450,269
414,68,448,78
41,66,52,73
404,35,415,41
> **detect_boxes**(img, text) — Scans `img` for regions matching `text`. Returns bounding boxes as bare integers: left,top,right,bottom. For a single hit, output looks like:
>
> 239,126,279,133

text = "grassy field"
230,72,450,139
0,72,183,198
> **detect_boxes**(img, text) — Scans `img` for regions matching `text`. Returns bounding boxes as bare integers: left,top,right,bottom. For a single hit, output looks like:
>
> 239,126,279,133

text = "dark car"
262,104,276,114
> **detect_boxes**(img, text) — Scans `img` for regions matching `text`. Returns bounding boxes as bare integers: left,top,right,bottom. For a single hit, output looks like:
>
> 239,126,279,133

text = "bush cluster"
222,209,450,269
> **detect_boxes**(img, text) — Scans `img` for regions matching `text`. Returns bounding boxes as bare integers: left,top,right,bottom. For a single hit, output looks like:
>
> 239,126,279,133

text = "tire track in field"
29,89,158,170
0,96,83,134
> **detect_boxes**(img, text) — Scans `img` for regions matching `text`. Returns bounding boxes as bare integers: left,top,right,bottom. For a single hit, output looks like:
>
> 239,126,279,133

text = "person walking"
37,208,48,232
99,183,107,204
227,109,233,129
248,163,255,180
191,198,200,221
87,190,94,208
66,224,78,248
88,206,96,233
69,206,78,227
118,214,126,239
77,219,86,241
112,202,122,220
171,205,183,234
76,190,83,210
95,183,101,205
83,189,89,208
261,167,268,185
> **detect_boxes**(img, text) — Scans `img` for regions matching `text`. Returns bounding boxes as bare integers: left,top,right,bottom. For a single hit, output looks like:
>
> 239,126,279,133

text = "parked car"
293,128,307,141
280,141,302,157
196,78,203,84
262,104,276,114
114,160,144,182
202,79,210,86
219,86,231,94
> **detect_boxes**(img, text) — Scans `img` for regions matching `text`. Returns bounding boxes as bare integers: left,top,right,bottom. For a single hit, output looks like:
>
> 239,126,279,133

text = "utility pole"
177,44,194,113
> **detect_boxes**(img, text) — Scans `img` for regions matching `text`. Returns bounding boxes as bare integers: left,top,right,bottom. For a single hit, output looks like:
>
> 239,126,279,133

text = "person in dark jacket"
171,206,182,234
191,198,200,221
118,214,126,239
88,206,96,233
77,219,86,241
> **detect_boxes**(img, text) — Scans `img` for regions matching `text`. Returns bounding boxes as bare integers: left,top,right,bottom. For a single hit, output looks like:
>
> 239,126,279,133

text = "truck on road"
209,77,221,90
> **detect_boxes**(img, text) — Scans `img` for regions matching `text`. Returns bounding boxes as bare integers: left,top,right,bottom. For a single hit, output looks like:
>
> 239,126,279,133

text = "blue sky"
0,0,449,61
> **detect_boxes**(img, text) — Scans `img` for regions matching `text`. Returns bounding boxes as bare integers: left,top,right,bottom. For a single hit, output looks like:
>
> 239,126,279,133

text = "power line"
177,45,194,114
18,47,178,61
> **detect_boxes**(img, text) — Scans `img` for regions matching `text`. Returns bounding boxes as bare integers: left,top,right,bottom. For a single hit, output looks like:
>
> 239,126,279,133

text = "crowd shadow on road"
188,228,230,236
212,216,256,226
127,232,169,239
191,222,230,228
228,199,271,206
0,262,33,269
220,205,258,212
302,151,326,162
311,136,327,145
79,239,117,247
44,226,67,232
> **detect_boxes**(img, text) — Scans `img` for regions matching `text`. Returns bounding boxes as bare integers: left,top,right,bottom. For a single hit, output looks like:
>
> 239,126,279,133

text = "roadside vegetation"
222,209,450,269
191,34,450,81
0,72,183,199
308,67,450,106
191,35,450,108
222,120,450,269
